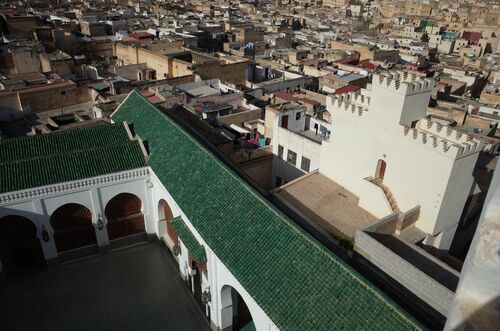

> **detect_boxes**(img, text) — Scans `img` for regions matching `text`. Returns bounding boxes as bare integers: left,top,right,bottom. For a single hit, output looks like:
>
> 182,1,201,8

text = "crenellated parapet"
328,92,370,117
372,71,435,96
402,122,483,159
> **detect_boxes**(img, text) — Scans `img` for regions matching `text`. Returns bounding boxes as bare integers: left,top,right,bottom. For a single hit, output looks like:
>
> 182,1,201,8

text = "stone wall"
17,82,91,113
219,108,262,127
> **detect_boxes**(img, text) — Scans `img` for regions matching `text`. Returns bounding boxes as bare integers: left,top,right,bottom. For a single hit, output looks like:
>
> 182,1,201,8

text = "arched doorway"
220,285,255,331
158,199,178,245
105,193,145,241
375,159,387,182
0,215,44,274
50,204,96,252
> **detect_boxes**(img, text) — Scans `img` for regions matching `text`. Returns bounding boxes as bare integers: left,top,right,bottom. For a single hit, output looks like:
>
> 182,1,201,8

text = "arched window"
50,204,96,252
105,193,145,240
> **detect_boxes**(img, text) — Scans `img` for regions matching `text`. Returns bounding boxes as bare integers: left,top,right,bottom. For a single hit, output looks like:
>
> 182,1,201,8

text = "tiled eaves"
171,216,207,263
0,140,147,194
0,122,130,163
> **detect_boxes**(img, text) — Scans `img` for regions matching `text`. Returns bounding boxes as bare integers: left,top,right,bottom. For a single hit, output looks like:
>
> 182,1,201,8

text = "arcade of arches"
1,193,148,275
105,193,146,241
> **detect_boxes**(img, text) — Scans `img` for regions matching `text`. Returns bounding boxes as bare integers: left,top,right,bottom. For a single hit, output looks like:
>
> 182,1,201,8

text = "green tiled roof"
0,124,147,194
112,91,423,331
171,216,207,262
0,123,130,163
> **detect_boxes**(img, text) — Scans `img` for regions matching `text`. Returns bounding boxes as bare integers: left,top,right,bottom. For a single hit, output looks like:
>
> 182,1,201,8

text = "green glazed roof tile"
171,216,207,262
111,90,424,331
0,124,146,193
0,123,130,163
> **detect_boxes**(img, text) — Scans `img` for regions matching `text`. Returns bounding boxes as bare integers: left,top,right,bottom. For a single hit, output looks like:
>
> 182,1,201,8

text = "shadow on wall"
0,106,25,122
272,155,305,189
448,296,500,331
0,207,51,277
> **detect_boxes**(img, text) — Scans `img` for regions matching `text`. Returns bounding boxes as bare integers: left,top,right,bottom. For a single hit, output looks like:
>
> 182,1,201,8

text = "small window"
278,145,284,159
61,91,66,95
296,112,301,120
301,157,310,172
287,150,297,166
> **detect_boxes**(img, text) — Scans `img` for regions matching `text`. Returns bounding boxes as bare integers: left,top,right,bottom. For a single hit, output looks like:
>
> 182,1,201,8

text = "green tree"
421,31,430,43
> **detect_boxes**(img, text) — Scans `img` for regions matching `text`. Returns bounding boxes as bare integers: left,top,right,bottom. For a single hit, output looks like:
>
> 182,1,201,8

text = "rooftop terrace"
276,172,376,239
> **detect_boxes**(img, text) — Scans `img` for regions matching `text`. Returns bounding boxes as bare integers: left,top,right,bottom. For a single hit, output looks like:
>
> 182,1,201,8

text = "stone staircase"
370,178,400,213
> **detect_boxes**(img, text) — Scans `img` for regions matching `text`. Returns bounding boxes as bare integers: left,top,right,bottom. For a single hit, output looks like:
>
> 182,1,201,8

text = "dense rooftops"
111,90,423,331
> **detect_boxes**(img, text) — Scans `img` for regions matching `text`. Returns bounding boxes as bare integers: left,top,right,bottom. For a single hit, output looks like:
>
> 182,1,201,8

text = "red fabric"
462,31,481,45
333,84,361,95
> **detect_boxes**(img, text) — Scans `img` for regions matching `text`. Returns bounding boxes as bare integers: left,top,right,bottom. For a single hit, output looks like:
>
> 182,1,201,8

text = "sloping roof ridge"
0,140,147,194
120,90,420,327
0,140,143,167
0,122,130,164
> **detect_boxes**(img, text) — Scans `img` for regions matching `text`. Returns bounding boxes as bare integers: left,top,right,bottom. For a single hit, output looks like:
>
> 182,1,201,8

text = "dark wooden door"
281,115,289,129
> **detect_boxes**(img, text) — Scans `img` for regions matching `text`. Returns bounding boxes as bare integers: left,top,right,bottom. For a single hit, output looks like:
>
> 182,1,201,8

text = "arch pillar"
94,217,111,253
90,187,110,253
220,285,234,331
33,199,58,267
37,215,58,267
145,176,157,237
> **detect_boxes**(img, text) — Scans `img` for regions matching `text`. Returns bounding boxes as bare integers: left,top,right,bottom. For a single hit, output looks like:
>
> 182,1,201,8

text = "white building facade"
321,71,482,250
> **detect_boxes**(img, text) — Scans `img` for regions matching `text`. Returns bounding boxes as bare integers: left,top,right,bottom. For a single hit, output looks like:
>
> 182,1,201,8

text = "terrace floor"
0,242,210,331
276,172,376,239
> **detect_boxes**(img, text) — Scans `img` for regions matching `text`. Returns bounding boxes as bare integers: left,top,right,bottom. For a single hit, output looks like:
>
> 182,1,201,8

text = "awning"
171,216,206,262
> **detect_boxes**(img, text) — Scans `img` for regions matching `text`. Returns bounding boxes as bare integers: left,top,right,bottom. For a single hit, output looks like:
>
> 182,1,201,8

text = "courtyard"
0,241,211,331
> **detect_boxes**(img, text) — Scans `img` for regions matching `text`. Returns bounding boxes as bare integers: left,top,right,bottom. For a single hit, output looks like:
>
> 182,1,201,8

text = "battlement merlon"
372,71,435,96
402,126,483,159
328,92,370,107
327,94,369,117
419,118,483,146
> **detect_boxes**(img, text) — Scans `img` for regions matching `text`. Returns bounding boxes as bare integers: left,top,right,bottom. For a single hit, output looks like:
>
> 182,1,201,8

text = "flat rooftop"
276,172,376,239
187,86,220,98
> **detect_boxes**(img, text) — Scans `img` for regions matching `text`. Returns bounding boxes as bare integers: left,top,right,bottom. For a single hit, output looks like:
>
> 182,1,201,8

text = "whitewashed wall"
150,171,278,331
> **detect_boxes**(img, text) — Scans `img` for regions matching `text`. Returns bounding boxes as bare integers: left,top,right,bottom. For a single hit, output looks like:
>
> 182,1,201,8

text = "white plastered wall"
321,95,478,249
0,168,151,261
149,171,278,331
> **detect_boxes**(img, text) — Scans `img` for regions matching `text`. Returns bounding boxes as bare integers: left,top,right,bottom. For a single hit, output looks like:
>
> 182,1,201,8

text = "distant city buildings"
0,0,499,329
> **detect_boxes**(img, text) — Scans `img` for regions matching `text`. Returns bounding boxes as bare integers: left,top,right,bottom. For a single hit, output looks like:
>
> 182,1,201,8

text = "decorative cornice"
0,168,149,205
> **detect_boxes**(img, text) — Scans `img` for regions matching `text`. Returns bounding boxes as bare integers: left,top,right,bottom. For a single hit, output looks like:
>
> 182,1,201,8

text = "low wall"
219,108,262,127
354,230,454,316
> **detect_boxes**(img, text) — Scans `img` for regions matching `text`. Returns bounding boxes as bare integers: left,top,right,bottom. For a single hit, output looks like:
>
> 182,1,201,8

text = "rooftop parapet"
419,118,482,148
372,71,435,95
402,124,483,159
328,92,370,117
